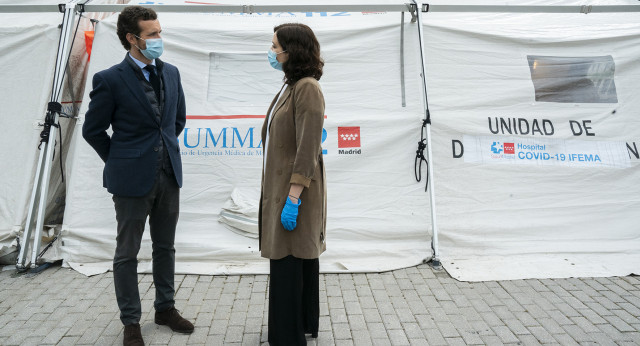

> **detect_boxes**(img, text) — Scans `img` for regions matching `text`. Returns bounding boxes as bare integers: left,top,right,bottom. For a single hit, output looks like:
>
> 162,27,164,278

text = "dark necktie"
144,65,161,101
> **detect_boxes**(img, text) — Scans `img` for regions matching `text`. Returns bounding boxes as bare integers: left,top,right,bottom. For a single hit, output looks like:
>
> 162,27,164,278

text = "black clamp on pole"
415,110,431,192
39,102,62,150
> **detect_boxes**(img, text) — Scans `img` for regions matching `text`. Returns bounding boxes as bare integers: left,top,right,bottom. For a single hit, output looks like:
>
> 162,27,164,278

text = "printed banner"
462,135,631,168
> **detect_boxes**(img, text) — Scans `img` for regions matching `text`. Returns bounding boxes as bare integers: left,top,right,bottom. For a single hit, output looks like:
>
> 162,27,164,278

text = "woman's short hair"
117,6,158,51
274,23,324,85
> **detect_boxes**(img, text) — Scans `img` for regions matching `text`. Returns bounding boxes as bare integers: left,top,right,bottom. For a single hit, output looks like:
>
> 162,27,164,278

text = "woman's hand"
281,196,301,231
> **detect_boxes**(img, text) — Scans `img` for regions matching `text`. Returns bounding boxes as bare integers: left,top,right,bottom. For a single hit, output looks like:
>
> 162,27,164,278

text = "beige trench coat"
259,77,327,260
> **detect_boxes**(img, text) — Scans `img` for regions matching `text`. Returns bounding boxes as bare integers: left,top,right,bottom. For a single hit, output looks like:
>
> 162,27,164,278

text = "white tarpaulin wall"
423,2,640,281
62,7,433,275
0,11,64,262
0,0,135,265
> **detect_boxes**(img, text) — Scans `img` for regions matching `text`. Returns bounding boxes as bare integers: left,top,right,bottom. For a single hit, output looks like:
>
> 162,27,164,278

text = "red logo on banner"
504,142,515,154
338,127,361,148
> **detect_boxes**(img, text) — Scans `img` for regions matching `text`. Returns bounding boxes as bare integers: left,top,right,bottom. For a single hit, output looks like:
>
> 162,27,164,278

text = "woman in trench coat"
259,23,326,346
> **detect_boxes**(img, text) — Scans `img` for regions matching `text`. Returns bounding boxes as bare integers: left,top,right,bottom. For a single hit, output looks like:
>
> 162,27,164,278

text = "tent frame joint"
57,3,65,13
406,3,417,22
581,5,593,14
242,4,255,14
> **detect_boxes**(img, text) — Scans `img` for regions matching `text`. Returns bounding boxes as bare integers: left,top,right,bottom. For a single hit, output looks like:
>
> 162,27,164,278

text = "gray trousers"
112,170,179,325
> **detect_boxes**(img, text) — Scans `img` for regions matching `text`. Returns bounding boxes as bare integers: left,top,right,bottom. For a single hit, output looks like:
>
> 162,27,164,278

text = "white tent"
0,9,63,263
0,0,136,266
421,0,640,281
61,0,432,276
2,0,639,281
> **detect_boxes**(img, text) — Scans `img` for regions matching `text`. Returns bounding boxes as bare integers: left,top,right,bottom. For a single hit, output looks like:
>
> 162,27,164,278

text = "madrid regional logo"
338,127,361,155
491,141,515,154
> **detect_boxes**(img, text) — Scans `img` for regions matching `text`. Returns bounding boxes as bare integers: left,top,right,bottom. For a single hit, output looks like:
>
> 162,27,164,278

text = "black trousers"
112,170,179,325
268,255,319,346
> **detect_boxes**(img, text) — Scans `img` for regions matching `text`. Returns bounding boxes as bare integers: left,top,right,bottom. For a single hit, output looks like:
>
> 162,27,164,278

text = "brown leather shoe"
155,307,194,334
123,323,144,346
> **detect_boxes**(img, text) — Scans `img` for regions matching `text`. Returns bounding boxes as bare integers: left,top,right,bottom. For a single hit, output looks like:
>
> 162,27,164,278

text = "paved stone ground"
0,263,639,345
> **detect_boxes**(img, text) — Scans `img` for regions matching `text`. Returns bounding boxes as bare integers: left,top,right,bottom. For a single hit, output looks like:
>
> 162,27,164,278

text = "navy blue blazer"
83,56,186,197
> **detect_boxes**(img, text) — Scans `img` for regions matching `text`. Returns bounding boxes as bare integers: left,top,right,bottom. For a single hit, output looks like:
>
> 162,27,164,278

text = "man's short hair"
116,6,158,51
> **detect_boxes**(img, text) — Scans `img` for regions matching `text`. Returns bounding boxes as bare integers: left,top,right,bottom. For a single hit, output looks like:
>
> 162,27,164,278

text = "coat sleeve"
82,73,114,163
175,68,186,137
290,79,325,188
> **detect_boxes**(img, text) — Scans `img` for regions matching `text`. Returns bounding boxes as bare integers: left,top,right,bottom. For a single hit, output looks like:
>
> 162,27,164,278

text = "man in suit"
82,6,193,346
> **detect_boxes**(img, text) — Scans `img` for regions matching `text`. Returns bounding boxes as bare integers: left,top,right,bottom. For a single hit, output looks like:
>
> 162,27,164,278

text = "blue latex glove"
281,196,301,231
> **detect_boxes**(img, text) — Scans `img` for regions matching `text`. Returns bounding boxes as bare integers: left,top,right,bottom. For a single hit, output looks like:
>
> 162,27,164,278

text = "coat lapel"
272,85,290,116
262,84,289,141
116,59,157,124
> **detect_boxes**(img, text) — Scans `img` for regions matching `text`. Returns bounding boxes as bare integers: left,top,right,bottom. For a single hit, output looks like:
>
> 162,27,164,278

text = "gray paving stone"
351,329,372,346
563,323,594,342
333,322,352,340
209,318,229,335
436,321,459,338
242,333,261,346
317,330,335,346
381,314,402,330
387,329,409,346
345,301,363,315
618,302,640,316
93,334,119,346
492,325,519,343
468,319,494,336
348,314,367,331
603,314,636,332
225,325,244,343
330,308,348,324
587,332,618,346
371,338,392,346
578,307,608,324
479,334,504,345
612,308,640,325
444,337,467,346
585,301,616,316
516,334,543,346
187,327,208,344
569,316,601,333
457,329,484,345
551,332,580,345
56,336,80,346
479,311,503,327
367,322,388,339
504,316,530,335
77,326,104,344
168,333,190,346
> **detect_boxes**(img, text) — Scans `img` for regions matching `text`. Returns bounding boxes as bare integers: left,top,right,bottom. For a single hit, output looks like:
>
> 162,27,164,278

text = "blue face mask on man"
268,49,286,71
134,34,164,60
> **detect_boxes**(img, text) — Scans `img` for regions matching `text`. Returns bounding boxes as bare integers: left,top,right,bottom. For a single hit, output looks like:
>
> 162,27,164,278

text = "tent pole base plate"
429,259,443,271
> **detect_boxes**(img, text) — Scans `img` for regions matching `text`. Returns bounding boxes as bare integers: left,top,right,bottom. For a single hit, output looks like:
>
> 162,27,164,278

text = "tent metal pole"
79,3,414,13
0,4,63,13
422,4,640,14
16,148,46,270
76,3,640,14
413,1,440,267
15,0,78,271
400,11,406,108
